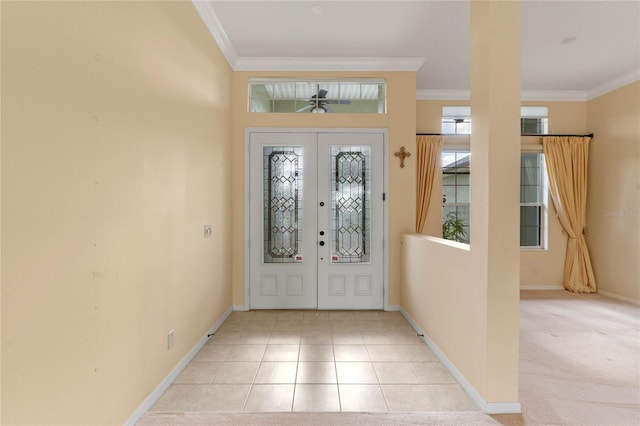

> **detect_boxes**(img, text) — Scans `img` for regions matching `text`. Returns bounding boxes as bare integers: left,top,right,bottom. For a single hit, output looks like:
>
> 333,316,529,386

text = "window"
520,152,546,248
248,78,386,114
521,106,549,135
441,106,549,135
440,150,546,247
442,151,470,243
442,106,471,134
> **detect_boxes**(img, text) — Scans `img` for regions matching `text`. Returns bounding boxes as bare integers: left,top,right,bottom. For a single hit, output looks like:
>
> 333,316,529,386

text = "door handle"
319,231,325,236
319,241,325,246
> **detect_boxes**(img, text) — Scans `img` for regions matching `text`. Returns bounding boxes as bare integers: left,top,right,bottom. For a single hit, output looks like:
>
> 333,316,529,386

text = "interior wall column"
470,0,521,407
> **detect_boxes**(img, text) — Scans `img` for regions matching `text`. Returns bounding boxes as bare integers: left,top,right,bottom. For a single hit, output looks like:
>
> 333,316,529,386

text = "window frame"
440,106,550,135
520,150,548,250
441,106,472,134
248,78,387,114
439,148,549,249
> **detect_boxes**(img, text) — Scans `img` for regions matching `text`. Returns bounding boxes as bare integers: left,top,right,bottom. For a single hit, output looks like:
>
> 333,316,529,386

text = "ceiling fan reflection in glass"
248,78,386,114
297,89,352,113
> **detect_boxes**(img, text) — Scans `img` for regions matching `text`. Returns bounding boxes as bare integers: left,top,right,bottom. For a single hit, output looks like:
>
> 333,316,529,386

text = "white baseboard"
233,304,249,311
597,289,640,306
399,308,521,415
520,285,564,290
385,304,400,312
125,306,234,426
485,402,524,414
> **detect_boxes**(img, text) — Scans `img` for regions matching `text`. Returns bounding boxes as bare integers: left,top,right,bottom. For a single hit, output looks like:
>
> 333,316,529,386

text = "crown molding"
586,68,640,101
190,3,425,73
234,56,425,72
416,89,588,101
191,1,238,68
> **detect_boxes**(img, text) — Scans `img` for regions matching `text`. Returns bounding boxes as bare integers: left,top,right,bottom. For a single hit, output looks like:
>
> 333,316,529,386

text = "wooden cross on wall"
394,146,411,168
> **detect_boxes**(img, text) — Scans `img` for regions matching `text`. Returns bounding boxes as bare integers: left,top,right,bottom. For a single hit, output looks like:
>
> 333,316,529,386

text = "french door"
248,131,384,309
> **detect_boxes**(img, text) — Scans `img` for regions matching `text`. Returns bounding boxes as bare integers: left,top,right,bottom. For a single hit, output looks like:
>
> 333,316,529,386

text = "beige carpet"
517,290,639,426
138,290,639,425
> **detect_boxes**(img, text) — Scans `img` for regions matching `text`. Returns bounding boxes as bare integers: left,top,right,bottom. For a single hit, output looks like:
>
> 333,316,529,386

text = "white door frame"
243,127,390,311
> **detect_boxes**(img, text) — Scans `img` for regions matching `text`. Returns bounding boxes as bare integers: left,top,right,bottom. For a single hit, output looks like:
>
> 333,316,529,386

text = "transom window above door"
248,78,386,114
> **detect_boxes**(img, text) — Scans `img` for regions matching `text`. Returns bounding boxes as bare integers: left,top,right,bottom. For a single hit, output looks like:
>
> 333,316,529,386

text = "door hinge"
383,192,386,201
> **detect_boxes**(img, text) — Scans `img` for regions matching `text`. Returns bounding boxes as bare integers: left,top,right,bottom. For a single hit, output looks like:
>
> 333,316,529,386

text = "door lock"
319,201,325,207
319,241,325,246
319,231,325,236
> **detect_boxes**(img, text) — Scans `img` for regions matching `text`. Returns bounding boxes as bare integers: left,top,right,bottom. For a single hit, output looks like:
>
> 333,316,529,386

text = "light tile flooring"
151,310,478,413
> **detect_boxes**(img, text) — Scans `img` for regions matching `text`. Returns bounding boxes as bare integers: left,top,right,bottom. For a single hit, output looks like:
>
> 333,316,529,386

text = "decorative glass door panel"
331,147,371,263
263,147,303,263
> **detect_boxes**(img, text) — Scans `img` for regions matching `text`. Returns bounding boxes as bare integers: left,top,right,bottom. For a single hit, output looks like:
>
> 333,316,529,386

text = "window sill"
520,246,547,252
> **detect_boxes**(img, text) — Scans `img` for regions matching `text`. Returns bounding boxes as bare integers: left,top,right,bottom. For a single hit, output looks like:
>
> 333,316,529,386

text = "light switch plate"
168,330,174,350
204,225,212,238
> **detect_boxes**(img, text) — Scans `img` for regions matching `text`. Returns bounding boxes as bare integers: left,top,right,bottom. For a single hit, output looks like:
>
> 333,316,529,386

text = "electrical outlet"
204,225,212,238
168,329,174,350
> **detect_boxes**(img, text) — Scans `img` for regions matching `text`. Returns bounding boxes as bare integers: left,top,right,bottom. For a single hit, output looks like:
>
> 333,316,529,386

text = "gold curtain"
543,136,597,293
415,135,443,233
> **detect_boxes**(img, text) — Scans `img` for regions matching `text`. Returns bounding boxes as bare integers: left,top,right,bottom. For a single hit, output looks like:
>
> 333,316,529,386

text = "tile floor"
151,310,478,413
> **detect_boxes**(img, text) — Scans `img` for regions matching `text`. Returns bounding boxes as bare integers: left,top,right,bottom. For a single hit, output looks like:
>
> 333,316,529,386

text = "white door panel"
317,133,384,309
249,133,317,309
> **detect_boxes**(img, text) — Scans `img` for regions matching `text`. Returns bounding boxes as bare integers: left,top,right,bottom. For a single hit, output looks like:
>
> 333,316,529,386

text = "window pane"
522,186,539,203
522,152,535,166
442,185,456,204
442,205,470,244
456,121,472,134
521,118,542,134
442,106,471,134
521,106,548,118
520,105,549,134
520,152,544,247
442,122,456,134
331,146,371,263
249,79,386,114
456,185,470,204
456,173,470,186
443,106,471,117
442,150,471,243
520,153,541,202
520,206,541,246
263,146,304,263
442,118,471,134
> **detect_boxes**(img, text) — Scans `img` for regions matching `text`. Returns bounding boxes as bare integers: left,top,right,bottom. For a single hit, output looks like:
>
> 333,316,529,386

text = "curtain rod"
416,133,594,137
523,133,593,138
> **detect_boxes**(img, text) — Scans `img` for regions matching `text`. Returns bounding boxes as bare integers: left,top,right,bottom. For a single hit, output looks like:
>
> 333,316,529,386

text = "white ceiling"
193,1,640,100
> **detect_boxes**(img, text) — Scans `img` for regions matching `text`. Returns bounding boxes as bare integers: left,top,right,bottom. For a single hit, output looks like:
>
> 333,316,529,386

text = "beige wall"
416,99,588,287
231,71,417,308
401,236,485,388
587,81,640,302
1,2,233,424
